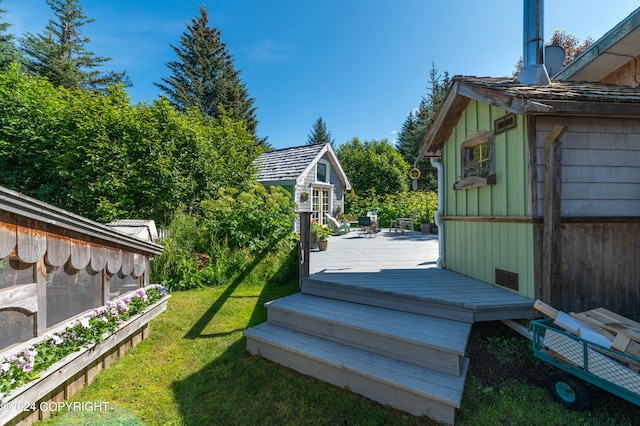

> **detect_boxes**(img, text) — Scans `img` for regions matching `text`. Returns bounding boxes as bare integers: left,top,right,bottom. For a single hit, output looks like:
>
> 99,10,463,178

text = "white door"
312,187,331,225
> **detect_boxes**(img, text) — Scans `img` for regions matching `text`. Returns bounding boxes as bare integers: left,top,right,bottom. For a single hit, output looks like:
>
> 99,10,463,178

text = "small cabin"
254,143,351,229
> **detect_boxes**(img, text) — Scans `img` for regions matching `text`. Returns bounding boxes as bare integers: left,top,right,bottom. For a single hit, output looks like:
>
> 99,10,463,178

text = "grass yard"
39,278,639,426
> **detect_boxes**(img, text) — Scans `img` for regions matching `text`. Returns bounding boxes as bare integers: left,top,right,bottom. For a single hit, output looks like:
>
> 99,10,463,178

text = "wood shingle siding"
535,116,640,217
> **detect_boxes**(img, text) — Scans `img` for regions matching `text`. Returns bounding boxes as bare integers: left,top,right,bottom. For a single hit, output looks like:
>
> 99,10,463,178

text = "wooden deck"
245,228,535,425
306,230,535,322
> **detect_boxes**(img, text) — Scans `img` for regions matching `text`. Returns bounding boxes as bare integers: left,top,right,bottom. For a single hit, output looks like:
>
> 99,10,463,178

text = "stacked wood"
534,300,640,370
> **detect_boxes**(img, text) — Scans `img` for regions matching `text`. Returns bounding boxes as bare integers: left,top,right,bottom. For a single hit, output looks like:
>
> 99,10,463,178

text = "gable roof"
254,143,351,189
417,75,640,161
554,7,640,82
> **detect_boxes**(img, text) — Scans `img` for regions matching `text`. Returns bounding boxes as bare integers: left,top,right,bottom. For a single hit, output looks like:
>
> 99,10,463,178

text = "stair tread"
267,293,470,355
244,322,469,407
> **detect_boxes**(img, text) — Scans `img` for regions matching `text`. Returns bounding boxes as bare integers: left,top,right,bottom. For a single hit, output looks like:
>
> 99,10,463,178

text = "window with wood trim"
454,131,496,190
316,161,329,183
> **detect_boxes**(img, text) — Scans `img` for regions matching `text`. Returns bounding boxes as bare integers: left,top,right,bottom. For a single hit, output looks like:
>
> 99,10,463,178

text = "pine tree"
0,0,21,70
396,63,450,191
307,116,335,147
155,6,260,143
20,0,128,90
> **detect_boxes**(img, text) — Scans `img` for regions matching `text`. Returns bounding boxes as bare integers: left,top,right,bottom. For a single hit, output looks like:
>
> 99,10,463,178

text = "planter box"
0,295,169,426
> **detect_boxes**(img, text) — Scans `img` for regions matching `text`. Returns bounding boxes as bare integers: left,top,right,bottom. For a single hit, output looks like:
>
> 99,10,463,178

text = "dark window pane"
109,272,140,299
317,163,327,182
0,257,34,289
0,310,35,351
46,264,103,328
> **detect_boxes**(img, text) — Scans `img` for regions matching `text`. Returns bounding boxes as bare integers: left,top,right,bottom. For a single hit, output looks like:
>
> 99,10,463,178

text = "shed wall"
534,116,640,217
444,220,535,299
444,101,529,217
442,101,535,297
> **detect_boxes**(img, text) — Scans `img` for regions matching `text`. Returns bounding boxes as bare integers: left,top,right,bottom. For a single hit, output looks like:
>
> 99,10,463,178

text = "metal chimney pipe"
516,0,550,85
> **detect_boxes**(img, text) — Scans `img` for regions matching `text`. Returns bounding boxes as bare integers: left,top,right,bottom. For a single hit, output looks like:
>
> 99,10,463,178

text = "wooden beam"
299,212,311,283
526,116,538,216
542,125,567,308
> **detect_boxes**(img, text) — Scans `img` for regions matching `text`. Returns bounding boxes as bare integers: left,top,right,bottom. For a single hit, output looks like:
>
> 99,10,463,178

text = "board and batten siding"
442,101,535,298
534,116,640,217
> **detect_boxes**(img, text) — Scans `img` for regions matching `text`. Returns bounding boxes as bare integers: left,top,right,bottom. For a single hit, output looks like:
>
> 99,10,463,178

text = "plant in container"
311,223,331,251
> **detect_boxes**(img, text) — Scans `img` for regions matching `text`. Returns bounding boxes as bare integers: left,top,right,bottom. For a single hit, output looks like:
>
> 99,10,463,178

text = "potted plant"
311,223,332,251
300,191,310,202
421,209,432,234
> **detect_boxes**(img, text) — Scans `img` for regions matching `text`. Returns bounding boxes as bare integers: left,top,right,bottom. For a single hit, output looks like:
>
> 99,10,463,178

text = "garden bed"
0,292,169,426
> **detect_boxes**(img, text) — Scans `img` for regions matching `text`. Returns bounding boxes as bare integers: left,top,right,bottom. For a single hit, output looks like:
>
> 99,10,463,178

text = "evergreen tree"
396,63,450,191
156,6,262,144
20,0,128,90
0,0,21,70
306,116,335,147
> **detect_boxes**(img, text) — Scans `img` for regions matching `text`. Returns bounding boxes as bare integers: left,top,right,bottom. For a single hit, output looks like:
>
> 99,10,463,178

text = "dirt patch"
466,321,552,390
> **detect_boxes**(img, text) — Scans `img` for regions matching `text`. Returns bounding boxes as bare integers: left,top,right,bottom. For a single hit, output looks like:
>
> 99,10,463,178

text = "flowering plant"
0,285,168,397
310,223,332,241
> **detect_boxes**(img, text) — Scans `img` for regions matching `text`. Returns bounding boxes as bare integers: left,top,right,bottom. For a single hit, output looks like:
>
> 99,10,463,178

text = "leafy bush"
151,184,298,291
0,66,261,225
346,189,438,230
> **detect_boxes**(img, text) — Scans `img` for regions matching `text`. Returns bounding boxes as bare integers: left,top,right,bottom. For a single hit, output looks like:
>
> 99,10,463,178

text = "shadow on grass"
171,245,304,425
184,236,296,339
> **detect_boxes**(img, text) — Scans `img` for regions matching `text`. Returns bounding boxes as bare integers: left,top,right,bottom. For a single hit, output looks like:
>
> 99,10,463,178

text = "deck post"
542,125,567,309
299,211,311,284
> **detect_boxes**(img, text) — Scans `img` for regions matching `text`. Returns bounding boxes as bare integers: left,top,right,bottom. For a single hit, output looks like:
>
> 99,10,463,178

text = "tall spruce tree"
0,0,21,70
307,116,335,147
396,63,450,191
20,0,128,90
156,6,261,144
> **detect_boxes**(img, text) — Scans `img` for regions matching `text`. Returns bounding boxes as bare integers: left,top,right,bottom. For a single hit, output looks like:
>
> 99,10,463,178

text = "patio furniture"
358,216,376,238
388,219,399,232
325,213,350,235
367,211,378,232
398,209,418,234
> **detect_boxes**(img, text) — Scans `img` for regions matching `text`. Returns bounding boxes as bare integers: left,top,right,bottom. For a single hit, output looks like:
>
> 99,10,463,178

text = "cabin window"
316,161,329,183
454,131,496,190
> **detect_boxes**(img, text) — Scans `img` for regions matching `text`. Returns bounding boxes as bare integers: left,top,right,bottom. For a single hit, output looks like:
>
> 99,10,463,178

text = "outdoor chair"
398,208,418,234
357,216,376,238
325,213,350,235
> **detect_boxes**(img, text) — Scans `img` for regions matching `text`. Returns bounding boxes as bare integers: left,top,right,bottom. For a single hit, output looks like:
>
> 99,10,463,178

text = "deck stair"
244,290,472,425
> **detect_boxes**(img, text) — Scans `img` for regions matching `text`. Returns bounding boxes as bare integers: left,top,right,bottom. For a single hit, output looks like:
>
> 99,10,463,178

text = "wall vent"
494,114,517,134
495,268,519,291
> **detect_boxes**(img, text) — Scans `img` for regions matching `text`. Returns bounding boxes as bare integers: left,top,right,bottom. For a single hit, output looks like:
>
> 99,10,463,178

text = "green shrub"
346,189,438,230
151,184,297,291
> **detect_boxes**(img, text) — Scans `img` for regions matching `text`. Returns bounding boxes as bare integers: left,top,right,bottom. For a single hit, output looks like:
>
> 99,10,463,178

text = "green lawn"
40,278,639,426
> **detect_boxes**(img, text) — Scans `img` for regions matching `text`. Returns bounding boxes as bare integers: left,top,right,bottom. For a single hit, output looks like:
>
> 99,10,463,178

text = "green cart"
532,318,640,411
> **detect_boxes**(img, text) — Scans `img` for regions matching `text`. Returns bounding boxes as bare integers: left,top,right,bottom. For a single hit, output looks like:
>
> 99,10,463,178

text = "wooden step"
302,276,534,322
266,293,470,376
244,323,468,426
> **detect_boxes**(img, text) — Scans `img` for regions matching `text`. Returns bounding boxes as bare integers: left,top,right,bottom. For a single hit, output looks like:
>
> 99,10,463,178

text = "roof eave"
555,7,640,81
0,186,163,255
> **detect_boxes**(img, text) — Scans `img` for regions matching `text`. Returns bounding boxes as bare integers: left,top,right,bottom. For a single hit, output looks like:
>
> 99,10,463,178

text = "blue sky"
4,1,639,149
